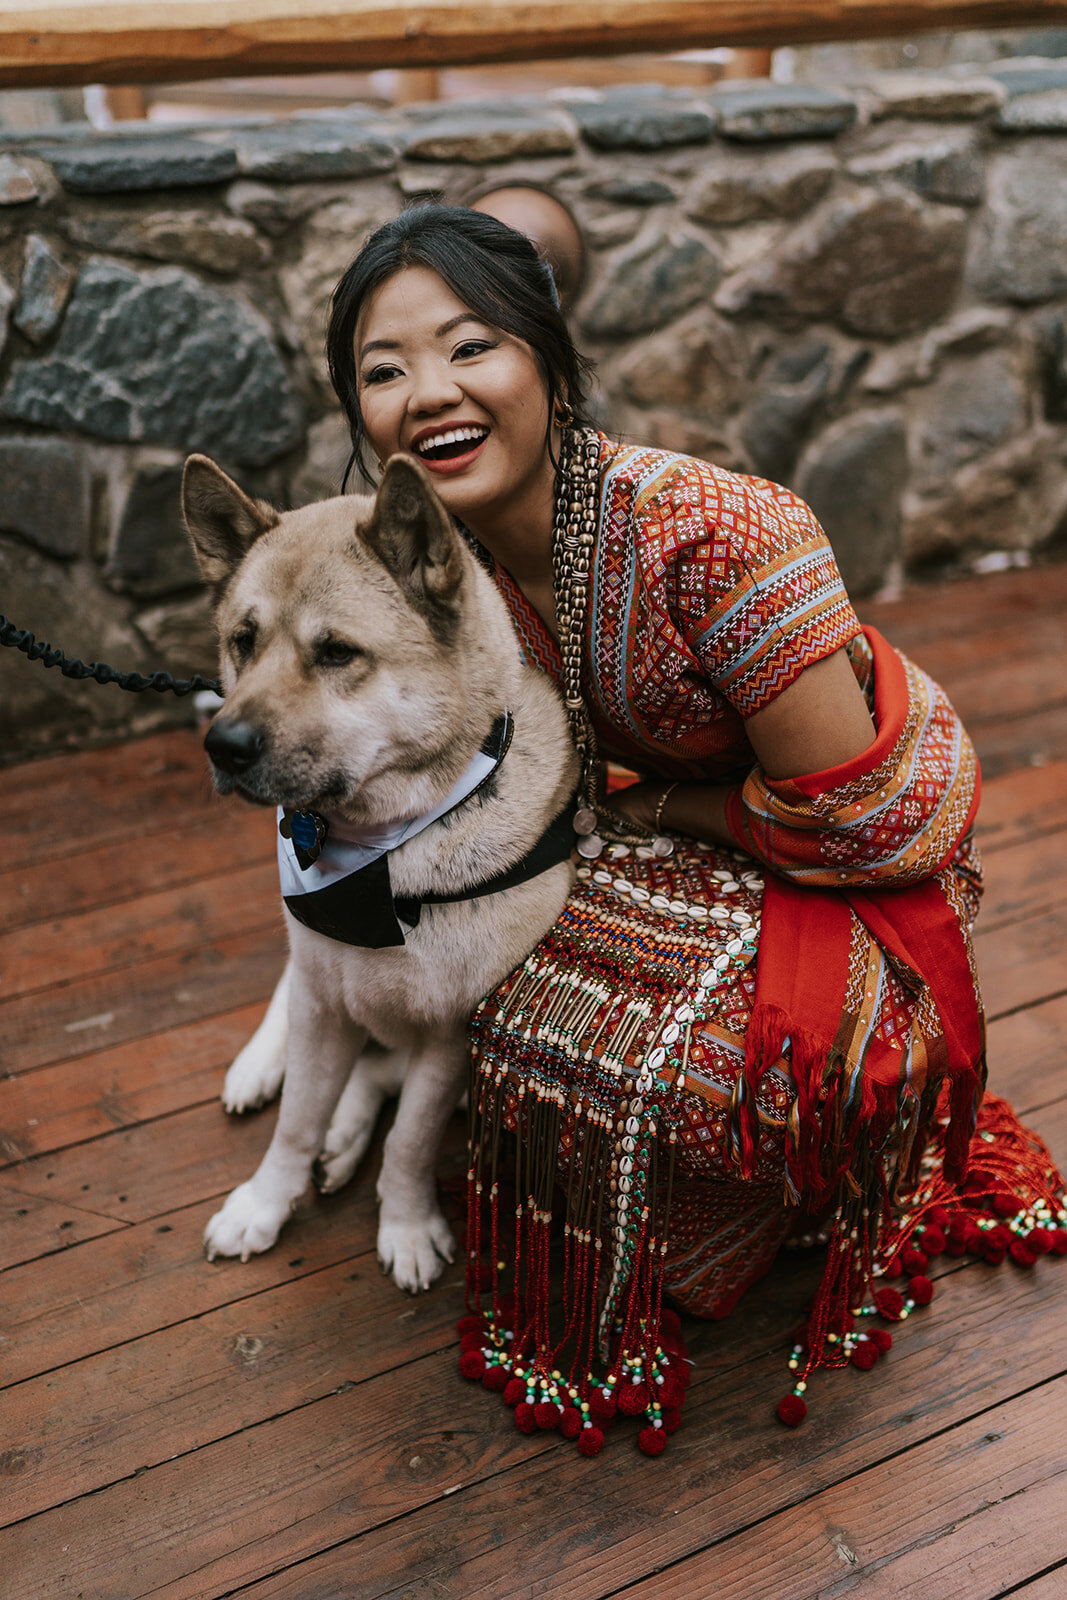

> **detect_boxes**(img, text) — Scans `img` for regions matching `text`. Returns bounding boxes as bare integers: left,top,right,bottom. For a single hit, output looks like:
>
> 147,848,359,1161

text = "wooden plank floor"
2,561,1066,1600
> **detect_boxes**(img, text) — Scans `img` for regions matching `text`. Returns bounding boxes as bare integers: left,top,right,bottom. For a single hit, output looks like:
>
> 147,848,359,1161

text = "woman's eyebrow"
360,313,489,361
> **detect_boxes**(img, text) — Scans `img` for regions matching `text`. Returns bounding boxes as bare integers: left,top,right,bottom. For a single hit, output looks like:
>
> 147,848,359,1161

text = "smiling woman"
320,205,1064,1455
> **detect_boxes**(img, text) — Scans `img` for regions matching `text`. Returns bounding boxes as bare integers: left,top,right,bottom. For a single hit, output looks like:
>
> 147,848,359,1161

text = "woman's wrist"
610,779,738,847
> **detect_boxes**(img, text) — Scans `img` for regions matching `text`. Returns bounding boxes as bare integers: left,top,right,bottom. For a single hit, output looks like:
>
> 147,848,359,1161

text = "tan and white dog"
183,453,576,1291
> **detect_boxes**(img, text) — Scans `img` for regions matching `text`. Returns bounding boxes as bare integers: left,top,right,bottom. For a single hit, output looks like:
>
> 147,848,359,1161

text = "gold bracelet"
653,781,681,834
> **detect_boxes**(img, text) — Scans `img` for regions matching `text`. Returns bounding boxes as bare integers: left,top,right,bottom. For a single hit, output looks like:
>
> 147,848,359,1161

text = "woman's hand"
608,779,737,847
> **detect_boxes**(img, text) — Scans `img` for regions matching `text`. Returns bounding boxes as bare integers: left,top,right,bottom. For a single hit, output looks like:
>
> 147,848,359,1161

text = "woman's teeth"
415,426,489,460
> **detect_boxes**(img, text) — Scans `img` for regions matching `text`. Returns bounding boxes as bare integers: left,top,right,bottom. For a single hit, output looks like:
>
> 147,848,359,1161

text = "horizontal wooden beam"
2,0,1067,91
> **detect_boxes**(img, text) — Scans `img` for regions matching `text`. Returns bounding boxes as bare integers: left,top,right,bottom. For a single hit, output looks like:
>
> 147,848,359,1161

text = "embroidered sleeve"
658,468,862,719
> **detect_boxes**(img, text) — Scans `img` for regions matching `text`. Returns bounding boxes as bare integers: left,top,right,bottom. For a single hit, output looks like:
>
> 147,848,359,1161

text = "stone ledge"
707,81,858,142
563,90,716,150
398,103,578,163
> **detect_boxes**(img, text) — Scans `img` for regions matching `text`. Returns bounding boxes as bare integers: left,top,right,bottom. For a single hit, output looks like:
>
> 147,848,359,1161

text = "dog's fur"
183,453,576,1290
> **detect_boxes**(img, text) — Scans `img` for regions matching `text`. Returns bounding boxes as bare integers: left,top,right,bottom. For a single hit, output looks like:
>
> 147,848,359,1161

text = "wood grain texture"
1,0,1065,87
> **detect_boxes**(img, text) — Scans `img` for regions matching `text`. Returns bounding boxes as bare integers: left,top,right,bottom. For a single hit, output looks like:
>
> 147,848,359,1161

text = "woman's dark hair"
326,204,595,488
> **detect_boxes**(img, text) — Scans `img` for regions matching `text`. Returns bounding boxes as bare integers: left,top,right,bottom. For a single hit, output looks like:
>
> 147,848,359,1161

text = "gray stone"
134,592,218,680
65,210,271,274
26,134,239,193
0,435,89,557
13,234,72,343
862,308,1013,394
225,179,317,235
0,153,38,205
106,462,204,598
847,132,985,206
568,97,715,151
615,308,748,416
229,120,397,181
400,106,577,163
716,187,967,338
740,340,832,481
688,146,837,225
798,410,908,594
971,147,1067,303
0,260,304,466
862,72,1005,119
913,348,1028,485
709,82,857,143
985,60,1067,97
582,233,721,338
290,412,354,506
903,430,1067,564
996,89,1067,132
583,177,676,206
0,536,161,760
584,209,645,250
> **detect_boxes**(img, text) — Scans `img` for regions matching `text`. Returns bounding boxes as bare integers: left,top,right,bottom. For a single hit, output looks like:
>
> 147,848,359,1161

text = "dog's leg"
222,962,290,1113
376,1033,465,1293
313,1044,410,1194
204,987,365,1261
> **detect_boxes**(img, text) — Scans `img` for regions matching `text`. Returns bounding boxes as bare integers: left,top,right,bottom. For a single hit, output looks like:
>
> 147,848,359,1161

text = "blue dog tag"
279,809,328,870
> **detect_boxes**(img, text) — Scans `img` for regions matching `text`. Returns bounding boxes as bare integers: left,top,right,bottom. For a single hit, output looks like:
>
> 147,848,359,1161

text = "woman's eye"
319,640,361,667
453,340,493,361
362,363,401,385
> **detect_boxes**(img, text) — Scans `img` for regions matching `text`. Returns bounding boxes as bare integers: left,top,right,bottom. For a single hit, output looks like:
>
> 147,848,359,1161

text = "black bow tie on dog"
278,713,575,948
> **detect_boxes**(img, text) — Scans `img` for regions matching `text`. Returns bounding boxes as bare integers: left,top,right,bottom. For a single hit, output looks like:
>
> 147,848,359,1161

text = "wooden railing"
2,0,1067,90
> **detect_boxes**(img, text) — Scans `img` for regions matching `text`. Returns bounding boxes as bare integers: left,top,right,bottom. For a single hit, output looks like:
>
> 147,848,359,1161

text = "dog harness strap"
394,802,576,926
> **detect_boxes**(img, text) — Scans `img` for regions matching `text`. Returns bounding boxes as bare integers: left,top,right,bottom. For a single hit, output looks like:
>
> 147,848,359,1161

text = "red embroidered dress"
485,437,983,1313
462,437,1063,1451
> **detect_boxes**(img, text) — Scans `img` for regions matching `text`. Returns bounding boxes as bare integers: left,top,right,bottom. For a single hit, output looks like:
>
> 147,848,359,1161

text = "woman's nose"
407,360,464,415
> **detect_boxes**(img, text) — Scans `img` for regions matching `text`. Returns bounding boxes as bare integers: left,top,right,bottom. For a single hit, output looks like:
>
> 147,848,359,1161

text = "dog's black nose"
204,718,266,775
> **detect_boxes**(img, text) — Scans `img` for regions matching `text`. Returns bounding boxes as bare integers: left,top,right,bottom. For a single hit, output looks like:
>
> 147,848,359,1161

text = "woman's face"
354,265,556,537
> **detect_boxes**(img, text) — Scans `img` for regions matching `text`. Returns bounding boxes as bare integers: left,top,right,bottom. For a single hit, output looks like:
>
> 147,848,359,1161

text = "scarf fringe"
775,1091,1067,1427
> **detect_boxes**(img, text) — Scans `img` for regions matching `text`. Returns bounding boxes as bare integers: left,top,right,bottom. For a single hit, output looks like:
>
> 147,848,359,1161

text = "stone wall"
3,61,1067,761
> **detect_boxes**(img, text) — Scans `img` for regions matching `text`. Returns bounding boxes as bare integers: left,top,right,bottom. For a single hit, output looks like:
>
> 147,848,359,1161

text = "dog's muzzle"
204,716,266,776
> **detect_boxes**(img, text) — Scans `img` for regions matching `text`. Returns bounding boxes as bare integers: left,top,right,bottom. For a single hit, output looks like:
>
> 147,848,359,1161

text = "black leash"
0,612,221,697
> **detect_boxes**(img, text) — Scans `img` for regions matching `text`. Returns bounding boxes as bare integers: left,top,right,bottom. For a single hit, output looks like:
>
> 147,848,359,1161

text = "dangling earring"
554,398,574,427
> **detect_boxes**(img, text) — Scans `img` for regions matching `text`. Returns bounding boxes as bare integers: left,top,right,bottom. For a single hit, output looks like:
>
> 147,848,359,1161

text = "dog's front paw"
204,1181,290,1262
222,1046,286,1114
377,1211,455,1293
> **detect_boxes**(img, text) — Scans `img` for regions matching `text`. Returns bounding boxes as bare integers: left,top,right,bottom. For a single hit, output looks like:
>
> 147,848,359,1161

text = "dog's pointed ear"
182,455,278,589
364,454,463,622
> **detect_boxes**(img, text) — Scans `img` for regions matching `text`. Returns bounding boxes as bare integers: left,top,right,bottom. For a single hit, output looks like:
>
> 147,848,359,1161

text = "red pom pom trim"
514,1402,538,1434
909,1274,934,1306
869,1328,893,1353
559,1408,582,1439
850,1340,878,1370
659,1309,682,1337
920,1225,946,1255
502,1378,525,1407
482,1364,509,1392
459,1349,486,1380
927,1204,951,1229
658,1375,686,1409
992,1191,1020,1218
456,1313,483,1336
1028,1227,1053,1255
617,1382,649,1416
1009,1241,1037,1267
588,1390,617,1423
460,1330,485,1352
638,1425,667,1457
874,1287,906,1320
777,1394,807,1427
1051,1230,1067,1257
661,1405,683,1434
577,1426,605,1457
900,1247,928,1275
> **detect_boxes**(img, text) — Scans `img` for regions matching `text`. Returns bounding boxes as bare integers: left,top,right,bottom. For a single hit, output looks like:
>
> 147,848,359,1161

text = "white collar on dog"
277,712,512,905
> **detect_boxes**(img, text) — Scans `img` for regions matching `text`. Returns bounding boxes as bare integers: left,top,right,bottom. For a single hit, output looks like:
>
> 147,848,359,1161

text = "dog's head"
183,453,490,823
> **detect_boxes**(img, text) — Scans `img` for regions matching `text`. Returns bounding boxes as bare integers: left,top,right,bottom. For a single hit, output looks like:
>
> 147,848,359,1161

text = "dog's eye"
231,625,257,663
318,639,360,668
